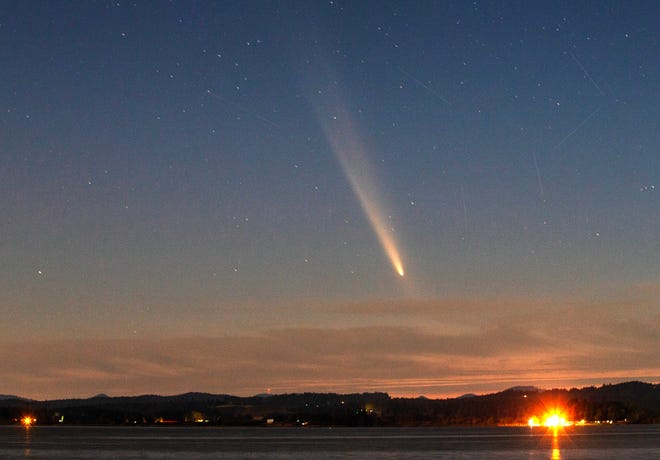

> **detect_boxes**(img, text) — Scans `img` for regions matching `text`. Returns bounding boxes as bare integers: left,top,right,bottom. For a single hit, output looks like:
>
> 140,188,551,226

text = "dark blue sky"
1,1,658,398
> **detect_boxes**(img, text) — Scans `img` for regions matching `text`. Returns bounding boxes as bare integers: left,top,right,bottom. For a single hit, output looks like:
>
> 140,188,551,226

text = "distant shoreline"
3,381,658,427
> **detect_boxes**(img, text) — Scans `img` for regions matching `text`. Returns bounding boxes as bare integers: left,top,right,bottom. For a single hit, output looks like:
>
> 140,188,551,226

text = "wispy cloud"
2,282,658,399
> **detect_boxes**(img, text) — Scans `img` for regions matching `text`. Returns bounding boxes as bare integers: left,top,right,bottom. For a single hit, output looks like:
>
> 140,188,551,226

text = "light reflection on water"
550,429,561,459
23,426,32,458
2,425,659,459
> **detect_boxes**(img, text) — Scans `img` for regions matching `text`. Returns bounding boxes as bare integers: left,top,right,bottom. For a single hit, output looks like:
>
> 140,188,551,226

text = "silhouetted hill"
505,386,540,393
1,381,657,426
0,395,26,401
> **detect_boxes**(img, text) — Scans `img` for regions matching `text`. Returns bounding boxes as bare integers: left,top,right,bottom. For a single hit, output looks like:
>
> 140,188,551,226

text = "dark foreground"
3,425,660,459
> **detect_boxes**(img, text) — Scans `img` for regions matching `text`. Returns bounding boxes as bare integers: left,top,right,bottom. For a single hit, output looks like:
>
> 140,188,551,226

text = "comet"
316,98,405,277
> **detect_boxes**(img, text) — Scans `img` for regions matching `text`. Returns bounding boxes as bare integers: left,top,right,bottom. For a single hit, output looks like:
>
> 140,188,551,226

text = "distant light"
543,410,569,428
21,416,35,428
528,407,576,429
544,414,566,428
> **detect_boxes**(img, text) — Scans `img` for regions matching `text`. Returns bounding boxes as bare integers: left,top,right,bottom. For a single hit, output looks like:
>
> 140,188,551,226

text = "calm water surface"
2,425,659,459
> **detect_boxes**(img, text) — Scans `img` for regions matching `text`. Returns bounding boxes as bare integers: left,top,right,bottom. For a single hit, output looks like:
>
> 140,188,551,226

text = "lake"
2,425,659,459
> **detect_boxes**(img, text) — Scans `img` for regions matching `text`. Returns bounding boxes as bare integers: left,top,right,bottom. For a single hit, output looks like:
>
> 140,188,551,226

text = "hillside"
2,381,658,426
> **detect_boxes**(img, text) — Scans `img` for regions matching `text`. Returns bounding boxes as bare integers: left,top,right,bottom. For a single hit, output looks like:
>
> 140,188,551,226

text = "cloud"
2,281,658,399
1,325,657,399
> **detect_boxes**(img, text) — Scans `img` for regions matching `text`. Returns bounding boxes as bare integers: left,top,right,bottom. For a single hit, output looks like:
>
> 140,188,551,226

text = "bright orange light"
528,406,576,429
542,410,570,428
21,416,35,428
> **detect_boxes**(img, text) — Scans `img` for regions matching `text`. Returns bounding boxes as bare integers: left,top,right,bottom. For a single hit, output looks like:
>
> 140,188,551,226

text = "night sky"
2,1,658,399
